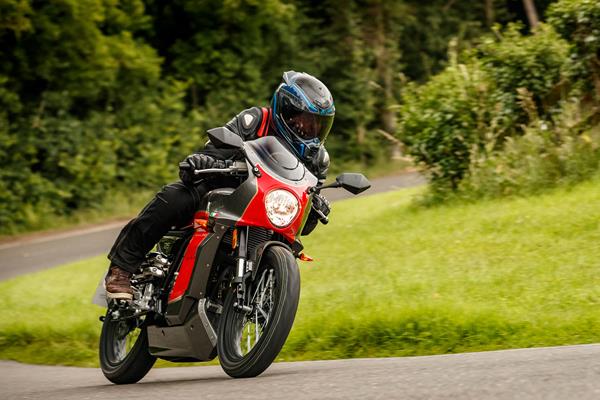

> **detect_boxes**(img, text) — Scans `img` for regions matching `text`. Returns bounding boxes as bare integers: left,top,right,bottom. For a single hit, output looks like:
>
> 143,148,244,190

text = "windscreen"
245,136,307,181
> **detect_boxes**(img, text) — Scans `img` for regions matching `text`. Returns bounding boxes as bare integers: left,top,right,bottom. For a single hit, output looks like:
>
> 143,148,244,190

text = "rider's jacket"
202,107,330,182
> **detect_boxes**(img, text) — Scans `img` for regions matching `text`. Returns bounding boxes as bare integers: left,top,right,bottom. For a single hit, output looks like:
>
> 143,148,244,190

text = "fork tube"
234,227,251,311
235,227,248,284
238,226,248,259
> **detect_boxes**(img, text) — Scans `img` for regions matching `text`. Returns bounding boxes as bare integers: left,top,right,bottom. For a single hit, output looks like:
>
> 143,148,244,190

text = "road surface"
1,344,599,399
0,172,424,281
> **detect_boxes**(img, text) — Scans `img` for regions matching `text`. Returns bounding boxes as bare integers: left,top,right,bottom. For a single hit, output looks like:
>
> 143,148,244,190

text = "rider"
105,71,335,300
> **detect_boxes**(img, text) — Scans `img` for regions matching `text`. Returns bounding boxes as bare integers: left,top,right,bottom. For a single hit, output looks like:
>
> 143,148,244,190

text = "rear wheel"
217,246,300,378
99,313,156,384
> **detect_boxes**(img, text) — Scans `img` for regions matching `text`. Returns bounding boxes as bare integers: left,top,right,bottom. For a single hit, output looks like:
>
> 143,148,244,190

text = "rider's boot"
105,265,134,300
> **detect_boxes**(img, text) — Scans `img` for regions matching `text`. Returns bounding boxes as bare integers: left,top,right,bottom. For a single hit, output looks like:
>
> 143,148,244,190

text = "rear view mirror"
207,127,244,149
336,173,371,195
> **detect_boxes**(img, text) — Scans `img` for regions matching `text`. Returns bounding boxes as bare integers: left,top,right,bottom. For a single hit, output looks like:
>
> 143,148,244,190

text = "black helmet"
272,71,335,161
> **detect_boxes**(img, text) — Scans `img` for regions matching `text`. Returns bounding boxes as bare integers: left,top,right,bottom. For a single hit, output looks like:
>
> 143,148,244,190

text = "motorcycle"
94,127,371,384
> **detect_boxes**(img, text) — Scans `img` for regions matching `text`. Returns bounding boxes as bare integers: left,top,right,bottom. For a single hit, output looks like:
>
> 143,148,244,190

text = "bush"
400,24,569,197
0,1,204,234
0,83,203,234
547,0,600,99
453,0,600,202
400,57,495,193
476,24,569,130
460,99,600,199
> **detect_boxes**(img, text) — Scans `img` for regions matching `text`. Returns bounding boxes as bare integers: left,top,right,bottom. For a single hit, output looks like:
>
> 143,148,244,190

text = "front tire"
99,314,156,384
217,246,300,378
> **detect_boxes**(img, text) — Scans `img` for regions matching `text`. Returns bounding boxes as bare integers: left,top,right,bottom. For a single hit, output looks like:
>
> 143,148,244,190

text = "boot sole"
106,292,133,300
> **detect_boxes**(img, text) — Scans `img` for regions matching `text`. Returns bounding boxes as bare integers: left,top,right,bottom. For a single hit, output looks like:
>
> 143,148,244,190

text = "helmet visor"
280,99,334,143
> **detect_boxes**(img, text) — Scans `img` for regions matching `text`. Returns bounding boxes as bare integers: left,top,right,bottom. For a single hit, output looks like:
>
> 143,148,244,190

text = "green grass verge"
1,179,600,366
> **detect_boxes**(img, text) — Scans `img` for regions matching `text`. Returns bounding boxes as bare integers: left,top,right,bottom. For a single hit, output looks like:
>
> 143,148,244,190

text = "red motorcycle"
95,127,370,384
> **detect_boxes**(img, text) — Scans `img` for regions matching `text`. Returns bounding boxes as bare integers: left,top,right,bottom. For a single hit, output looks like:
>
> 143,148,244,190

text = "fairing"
214,136,318,241
157,136,317,359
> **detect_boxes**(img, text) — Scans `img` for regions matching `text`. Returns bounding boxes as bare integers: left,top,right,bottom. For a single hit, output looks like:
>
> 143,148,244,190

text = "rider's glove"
313,194,331,219
179,154,230,185
301,194,331,236
187,154,218,170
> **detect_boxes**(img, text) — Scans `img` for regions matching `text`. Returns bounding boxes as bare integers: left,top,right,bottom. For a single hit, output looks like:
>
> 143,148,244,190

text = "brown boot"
105,265,134,300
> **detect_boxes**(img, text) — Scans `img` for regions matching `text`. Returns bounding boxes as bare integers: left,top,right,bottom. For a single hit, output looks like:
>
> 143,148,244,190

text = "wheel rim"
105,318,142,365
234,266,277,357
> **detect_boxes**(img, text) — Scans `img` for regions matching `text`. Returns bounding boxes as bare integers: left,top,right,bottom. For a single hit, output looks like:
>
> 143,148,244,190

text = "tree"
522,0,540,28
0,0,195,232
144,0,298,127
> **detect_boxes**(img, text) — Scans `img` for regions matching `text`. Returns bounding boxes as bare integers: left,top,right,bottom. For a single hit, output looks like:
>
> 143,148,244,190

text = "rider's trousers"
107,181,210,274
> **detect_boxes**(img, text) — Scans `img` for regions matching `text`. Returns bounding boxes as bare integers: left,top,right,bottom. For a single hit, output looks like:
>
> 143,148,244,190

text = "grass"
1,178,600,366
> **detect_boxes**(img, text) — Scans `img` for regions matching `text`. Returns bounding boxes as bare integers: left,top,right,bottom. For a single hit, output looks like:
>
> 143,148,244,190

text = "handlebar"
184,161,248,176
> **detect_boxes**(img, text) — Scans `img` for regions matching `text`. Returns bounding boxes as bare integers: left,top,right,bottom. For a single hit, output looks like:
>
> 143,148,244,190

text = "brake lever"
313,206,329,225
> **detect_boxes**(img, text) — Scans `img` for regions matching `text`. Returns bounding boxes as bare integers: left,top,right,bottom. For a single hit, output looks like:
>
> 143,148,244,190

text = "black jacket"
201,107,330,182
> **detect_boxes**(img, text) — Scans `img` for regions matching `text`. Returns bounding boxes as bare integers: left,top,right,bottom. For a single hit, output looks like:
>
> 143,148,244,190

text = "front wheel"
99,313,156,384
217,246,300,378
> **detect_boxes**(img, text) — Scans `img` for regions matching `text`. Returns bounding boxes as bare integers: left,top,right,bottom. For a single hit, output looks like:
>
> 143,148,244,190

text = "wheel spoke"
255,308,259,345
107,319,142,364
256,305,269,323
246,323,251,353
235,266,277,357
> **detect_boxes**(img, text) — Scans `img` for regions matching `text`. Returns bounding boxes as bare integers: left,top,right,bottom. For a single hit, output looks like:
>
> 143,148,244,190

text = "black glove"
179,154,228,185
313,194,331,219
187,154,217,169
301,194,331,236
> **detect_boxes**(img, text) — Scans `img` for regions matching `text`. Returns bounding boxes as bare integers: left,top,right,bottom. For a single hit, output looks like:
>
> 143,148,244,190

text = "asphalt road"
1,344,599,400
0,171,424,281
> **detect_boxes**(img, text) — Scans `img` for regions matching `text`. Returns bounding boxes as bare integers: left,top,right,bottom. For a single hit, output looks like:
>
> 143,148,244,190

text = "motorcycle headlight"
265,189,299,228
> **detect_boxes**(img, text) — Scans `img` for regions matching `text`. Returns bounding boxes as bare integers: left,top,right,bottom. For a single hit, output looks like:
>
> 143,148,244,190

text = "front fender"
250,241,295,279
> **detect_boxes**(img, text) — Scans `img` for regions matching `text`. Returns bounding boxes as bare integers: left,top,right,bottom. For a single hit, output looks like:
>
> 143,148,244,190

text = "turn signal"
299,253,314,262
232,229,238,249
193,218,208,230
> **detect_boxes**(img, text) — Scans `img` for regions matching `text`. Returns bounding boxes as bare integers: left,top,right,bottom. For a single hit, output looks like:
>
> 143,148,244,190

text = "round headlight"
265,189,299,228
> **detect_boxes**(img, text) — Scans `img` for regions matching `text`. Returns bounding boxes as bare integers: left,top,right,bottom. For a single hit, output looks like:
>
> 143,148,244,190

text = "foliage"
476,24,569,130
400,0,600,203
460,100,600,199
0,0,199,233
399,58,495,192
400,23,570,196
144,0,298,121
0,0,562,233
3,183,600,365
547,0,600,98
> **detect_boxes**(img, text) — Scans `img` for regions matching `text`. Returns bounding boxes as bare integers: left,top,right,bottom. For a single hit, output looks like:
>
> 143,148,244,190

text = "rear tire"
99,314,156,384
217,246,300,378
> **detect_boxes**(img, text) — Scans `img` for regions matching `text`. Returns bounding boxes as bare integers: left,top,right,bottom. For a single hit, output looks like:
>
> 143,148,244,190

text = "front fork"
233,226,254,313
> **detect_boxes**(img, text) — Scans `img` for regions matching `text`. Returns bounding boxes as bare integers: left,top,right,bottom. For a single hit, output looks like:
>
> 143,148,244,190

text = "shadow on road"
38,368,302,400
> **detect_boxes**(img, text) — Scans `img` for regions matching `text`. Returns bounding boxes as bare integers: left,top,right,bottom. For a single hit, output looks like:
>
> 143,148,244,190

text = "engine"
131,252,170,314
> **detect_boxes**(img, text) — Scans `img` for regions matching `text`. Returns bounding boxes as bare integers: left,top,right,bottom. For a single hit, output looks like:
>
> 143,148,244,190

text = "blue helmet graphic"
272,71,335,161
